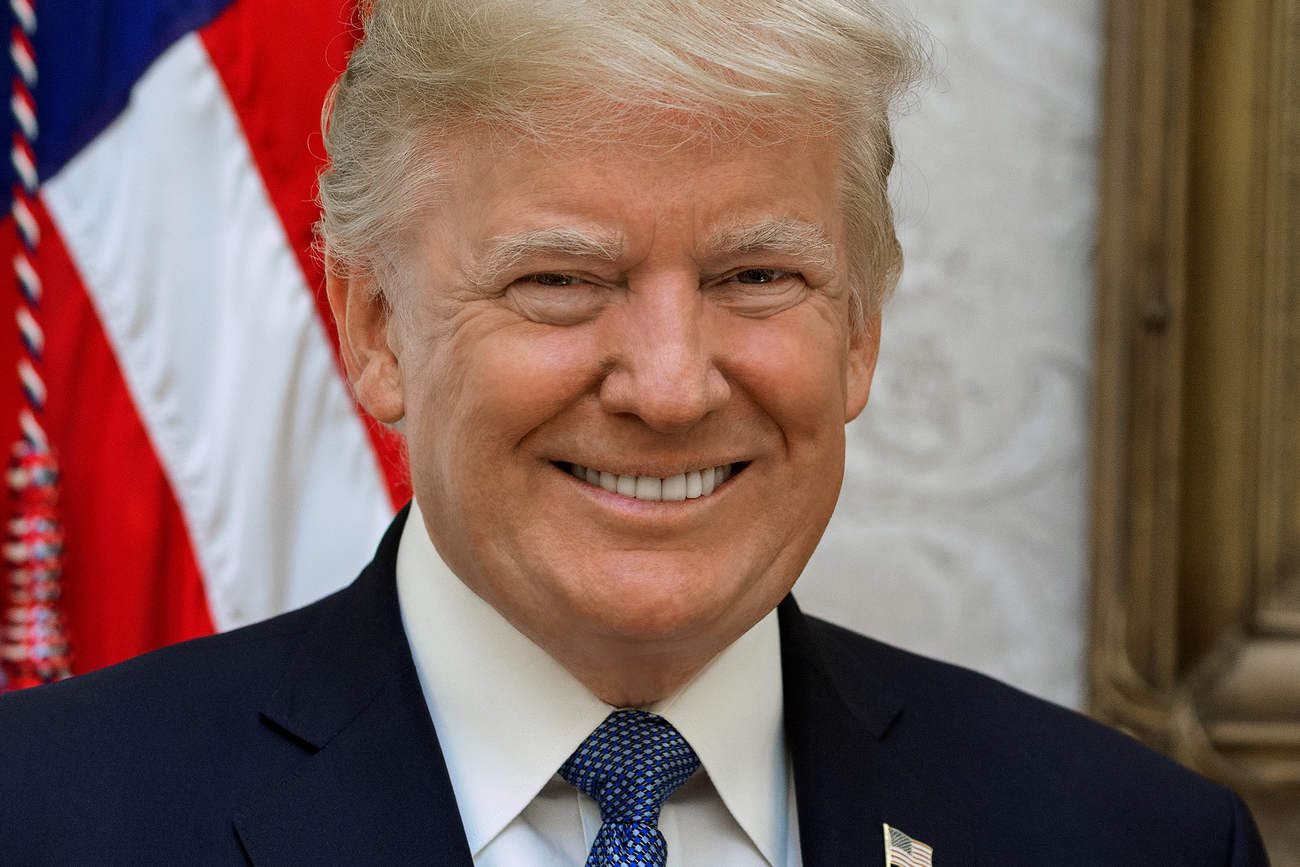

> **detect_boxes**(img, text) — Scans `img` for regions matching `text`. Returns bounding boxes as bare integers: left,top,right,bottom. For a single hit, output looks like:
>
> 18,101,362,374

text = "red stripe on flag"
0,204,216,675
199,0,409,507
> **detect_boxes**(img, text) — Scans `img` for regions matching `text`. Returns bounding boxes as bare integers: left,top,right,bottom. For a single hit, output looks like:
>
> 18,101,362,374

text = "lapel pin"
884,823,934,867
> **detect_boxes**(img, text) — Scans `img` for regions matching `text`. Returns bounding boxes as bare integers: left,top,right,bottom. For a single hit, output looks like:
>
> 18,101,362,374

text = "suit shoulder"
802,615,1266,863
0,589,354,857
807,613,1182,771
0,589,342,809
1,588,333,726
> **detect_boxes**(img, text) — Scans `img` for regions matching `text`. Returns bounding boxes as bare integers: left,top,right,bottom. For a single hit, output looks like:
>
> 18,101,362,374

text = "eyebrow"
467,228,624,289
465,218,838,289
704,219,839,274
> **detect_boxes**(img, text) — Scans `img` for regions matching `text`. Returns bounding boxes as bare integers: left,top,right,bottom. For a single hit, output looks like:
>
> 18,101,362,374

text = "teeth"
565,462,737,501
635,476,662,501
685,470,702,499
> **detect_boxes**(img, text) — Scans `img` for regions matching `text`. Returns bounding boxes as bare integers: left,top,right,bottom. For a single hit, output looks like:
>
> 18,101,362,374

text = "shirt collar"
395,497,790,863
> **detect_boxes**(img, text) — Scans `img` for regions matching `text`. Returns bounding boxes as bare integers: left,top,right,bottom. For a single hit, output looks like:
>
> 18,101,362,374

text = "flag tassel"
0,0,72,693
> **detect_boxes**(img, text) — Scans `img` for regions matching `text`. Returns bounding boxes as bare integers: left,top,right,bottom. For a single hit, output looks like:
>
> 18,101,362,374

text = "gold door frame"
1090,0,1300,858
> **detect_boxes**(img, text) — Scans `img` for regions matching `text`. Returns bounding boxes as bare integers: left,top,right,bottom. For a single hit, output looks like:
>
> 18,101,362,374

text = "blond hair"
318,0,926,324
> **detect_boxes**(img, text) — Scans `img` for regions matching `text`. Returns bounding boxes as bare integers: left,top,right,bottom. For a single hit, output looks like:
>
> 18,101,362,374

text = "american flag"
0,0,406,689
884,823,934,867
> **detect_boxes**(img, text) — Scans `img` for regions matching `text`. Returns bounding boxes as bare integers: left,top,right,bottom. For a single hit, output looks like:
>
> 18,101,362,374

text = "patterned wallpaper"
795,0,1101,708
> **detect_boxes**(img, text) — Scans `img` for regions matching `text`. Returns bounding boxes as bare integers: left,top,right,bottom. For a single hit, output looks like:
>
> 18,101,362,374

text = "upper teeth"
565,462,735,501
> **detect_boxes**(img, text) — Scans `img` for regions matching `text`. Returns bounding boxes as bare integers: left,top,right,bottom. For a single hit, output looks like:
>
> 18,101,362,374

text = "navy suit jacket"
0,507,1269,865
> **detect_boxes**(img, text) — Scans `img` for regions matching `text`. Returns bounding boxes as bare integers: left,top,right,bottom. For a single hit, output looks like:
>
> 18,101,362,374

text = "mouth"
553,460,749,502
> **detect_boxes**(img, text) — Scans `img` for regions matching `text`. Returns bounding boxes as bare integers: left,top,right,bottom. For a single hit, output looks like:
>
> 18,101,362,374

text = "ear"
844,312,882,422
324,258,405,424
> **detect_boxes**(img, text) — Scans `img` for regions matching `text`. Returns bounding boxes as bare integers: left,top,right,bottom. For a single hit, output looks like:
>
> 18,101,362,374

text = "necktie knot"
559,709,700,865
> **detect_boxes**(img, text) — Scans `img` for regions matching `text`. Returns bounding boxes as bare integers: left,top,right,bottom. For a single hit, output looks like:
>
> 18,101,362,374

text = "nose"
598,276,730,433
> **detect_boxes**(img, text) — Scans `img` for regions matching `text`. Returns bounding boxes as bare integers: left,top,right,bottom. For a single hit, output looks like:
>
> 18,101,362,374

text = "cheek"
469,327,602,433
725,314,850,447
406,321,602,468
723,314,850,549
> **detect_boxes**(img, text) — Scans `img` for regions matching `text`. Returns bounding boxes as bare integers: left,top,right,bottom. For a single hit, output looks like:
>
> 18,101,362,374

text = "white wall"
795,0,1101,709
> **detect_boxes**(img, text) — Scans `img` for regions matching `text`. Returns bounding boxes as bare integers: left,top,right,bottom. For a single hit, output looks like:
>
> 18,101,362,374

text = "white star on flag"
884,823,934,867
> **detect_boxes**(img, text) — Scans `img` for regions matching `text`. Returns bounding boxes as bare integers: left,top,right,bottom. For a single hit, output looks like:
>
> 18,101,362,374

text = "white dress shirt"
395,499,803,866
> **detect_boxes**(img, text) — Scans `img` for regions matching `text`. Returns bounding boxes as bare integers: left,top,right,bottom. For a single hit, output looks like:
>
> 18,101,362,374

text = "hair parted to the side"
318,0,928,327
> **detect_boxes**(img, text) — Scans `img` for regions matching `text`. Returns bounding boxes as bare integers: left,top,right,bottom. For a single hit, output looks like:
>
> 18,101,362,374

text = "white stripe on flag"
44,34,395,630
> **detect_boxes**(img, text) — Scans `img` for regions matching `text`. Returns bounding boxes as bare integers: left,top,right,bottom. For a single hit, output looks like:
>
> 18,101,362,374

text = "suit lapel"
779,597,975,866
229,512,975,865
233,506,474,866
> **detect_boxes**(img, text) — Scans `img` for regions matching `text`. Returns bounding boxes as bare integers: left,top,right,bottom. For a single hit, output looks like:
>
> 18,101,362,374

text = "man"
0,0,1269,864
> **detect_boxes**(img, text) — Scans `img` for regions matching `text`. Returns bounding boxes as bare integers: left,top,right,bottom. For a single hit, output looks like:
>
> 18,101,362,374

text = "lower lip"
554,462,745,514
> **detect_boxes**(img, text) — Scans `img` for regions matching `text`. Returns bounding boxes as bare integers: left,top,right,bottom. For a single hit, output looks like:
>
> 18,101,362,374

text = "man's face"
356,131,880,658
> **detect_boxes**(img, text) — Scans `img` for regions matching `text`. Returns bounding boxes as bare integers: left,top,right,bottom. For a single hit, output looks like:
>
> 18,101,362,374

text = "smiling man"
0,1,1271,865
345,132,872,716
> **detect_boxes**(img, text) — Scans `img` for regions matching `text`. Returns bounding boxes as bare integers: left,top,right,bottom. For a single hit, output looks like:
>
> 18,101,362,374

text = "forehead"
432,130,847,262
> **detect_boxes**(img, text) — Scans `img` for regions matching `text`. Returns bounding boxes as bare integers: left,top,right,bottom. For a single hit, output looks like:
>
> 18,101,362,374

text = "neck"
540,638,716,708
490,595,770,709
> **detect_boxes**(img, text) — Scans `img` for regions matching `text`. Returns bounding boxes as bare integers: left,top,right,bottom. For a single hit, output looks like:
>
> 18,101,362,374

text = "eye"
731,268,790,285
710,267,809,317
523,272,585,287
506,272,607,325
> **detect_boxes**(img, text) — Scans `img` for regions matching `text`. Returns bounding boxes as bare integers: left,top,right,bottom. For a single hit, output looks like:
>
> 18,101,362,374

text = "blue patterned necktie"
559,709,701,866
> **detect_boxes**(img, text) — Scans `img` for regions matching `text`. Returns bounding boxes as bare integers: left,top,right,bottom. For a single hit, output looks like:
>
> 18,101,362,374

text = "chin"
563,557,762,645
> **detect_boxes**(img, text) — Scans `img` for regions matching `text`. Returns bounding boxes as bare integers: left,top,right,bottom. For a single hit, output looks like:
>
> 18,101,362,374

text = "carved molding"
1091,0,1193,738
1090,0,1300,858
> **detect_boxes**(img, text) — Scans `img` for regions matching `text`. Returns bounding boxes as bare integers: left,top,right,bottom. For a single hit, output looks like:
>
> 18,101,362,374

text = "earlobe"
844,313,881,422
324,260,406,424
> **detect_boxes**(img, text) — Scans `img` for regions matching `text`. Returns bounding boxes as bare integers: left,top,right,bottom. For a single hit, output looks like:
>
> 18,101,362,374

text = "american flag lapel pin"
883,823,934,867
